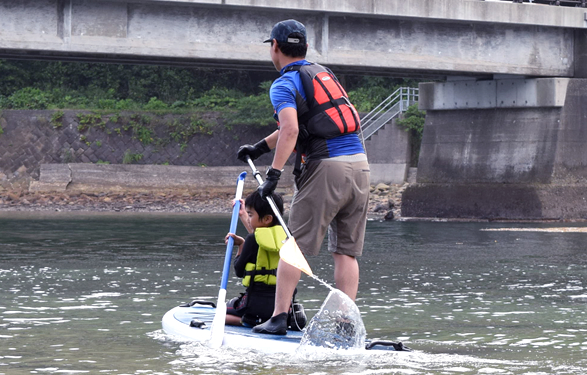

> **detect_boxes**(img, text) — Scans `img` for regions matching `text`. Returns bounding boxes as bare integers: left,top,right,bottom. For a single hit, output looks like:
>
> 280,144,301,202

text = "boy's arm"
234,233,257,278
236,198,254,234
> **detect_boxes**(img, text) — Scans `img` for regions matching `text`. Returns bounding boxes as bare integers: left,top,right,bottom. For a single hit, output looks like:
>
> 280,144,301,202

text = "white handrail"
360,87,418,141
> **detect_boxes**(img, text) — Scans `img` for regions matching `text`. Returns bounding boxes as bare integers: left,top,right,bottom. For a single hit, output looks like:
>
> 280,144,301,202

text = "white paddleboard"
162,301,409,354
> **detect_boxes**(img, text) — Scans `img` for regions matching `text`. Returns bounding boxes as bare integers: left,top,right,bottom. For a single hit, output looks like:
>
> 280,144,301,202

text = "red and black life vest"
284,63,360,139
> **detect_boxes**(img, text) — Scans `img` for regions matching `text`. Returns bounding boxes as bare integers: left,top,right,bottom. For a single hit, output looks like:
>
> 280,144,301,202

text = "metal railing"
360,87,419,141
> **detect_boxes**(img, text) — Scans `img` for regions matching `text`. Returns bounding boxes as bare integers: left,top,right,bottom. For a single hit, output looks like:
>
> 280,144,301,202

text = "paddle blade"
208,289,227,348
279,237,313,276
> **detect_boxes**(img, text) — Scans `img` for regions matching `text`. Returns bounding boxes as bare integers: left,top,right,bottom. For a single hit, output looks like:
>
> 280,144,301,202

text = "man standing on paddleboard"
237,19,370,335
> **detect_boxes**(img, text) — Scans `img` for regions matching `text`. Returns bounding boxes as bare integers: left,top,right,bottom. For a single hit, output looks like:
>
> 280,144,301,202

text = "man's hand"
258,167,281,198
237,139,271,162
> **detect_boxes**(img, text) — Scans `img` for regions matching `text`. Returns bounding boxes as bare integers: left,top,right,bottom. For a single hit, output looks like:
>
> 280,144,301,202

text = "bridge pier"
364,118,411,185
402,78,587,220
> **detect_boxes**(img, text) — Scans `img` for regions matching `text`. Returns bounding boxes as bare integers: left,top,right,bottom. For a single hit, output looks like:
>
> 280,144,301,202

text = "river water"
0,213,586,374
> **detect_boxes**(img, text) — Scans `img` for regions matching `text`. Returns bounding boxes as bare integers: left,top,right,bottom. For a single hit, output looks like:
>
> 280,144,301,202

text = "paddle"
208,170,247,349
245,157,313,276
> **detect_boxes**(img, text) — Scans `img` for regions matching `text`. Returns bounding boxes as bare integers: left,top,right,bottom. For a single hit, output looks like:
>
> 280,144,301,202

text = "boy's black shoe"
252,312,288,335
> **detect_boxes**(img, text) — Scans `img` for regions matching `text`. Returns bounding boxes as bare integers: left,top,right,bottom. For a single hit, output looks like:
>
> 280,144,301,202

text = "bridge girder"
0,0,585,78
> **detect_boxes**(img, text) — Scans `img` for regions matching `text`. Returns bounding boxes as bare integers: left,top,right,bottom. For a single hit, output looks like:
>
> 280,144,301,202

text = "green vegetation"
0,60,418,127
122,150,144,164
50,110,64,128
397,104,426,166
0,60,425,163
397,104,425,137
347,77,421,113
77,113,105,131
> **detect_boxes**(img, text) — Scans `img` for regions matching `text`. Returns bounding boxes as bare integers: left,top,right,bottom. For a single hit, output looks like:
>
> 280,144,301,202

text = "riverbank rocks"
368,183,406,221
0,183,407,220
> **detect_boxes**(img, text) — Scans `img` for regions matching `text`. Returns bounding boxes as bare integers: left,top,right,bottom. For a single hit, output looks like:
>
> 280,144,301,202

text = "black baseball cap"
263,19,307,44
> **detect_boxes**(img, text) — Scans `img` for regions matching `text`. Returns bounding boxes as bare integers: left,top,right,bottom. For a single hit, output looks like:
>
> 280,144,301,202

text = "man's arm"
271,107,299,170
263,129,279,149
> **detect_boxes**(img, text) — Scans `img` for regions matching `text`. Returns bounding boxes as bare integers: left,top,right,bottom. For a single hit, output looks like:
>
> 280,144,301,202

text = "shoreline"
0,183,405,220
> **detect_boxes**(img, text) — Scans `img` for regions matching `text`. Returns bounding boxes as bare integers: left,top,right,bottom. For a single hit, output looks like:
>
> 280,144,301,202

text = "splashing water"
298,289,366,351
310,274,335,291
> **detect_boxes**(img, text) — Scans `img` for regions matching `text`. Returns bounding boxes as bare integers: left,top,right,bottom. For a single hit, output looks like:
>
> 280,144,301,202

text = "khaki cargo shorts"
288,154,370,257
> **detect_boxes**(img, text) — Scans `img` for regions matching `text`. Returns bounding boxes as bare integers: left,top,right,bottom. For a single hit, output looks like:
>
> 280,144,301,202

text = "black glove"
237,139,271,163
258,167,281,198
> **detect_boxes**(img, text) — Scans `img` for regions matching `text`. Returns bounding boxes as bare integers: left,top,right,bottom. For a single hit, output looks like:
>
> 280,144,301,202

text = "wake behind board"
162,301,409,354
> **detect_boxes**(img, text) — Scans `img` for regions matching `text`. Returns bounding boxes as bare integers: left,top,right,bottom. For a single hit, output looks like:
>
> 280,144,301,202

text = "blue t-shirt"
270,60,364,159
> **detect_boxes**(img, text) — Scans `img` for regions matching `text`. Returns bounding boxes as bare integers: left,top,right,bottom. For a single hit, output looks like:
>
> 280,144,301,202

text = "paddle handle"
246,157,292,239
220,171,247,290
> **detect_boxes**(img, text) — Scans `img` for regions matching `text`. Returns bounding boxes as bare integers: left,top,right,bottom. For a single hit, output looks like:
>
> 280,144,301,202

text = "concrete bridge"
2,0,587,220
0,0,586,78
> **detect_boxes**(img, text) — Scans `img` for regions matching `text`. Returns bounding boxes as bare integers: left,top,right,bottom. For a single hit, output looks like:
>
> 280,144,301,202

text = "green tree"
396,104,426,166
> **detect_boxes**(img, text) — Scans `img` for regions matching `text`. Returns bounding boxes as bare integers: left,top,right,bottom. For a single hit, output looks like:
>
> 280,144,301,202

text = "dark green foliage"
348,85,393,113
6,87,51,109
0,60,277,107
0,60,422,132
122,150,144,164
347,76,418,113
188,87,243,109
50,110,64,128
223,81,274,127
77,113,105,131
397,104,425,136
144,97,168,111
396,104,426,167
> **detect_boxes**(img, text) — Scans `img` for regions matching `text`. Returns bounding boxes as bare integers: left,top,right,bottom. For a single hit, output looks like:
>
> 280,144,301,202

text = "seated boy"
225,190,305,330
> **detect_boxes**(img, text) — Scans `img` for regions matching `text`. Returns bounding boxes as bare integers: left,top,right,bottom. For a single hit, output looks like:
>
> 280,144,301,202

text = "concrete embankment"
29,163,293,195
1,163,403,220
404,78,587,221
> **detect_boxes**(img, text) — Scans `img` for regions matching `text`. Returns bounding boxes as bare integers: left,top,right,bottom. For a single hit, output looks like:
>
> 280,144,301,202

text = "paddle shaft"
246,157,292,239
220,171,247,289
209,171,246,349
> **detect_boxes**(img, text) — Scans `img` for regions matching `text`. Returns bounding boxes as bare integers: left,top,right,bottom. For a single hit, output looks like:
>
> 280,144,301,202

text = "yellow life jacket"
242,225,286,287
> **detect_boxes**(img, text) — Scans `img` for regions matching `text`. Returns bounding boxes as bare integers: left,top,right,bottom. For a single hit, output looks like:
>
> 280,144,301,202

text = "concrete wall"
30,163,295,194
364,118,411,185
552,79,587,183
0,0,584,77
416,107,560,184
403,78,587,220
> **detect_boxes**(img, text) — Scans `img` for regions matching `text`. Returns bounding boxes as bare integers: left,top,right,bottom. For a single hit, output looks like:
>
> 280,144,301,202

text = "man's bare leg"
273,259,301,315
332,253,359,301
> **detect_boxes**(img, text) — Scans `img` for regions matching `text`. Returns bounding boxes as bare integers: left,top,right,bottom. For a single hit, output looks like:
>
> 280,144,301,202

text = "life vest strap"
298,97,348,125
245,269,277,277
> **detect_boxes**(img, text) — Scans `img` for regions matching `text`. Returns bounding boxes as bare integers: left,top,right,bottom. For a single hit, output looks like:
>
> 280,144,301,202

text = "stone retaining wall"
0,110,276,190
0,109,410,192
